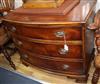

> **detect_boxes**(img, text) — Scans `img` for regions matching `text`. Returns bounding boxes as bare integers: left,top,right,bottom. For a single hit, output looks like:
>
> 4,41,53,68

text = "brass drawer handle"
55,31,65,37
63,64,69,70
13,39,23,46
11,27,16,32
59,48,68,55
22,54,28,59
17,40,23,46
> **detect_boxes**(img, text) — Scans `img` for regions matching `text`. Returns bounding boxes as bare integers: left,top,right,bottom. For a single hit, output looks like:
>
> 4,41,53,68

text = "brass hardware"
59,48,68,55
63,64,69,70
22,54,28,58
55,31,65,37
11,27,16,32
13,39,23,46
17,40,23,46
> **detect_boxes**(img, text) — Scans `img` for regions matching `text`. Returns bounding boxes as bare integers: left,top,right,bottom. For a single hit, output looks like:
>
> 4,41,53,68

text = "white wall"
15,0,100,11
15,0,23,8
96,0,100,12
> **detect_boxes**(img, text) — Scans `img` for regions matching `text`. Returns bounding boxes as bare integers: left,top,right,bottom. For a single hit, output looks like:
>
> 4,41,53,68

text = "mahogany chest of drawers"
3,0,97,83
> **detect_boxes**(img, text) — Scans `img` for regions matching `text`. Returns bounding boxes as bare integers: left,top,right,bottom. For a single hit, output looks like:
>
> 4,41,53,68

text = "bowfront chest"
3,0,97,83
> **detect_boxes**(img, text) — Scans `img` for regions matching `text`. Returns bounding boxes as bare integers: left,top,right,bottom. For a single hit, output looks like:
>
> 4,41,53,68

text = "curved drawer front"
20,49,83,75
9,26,82,40
13,36,82,59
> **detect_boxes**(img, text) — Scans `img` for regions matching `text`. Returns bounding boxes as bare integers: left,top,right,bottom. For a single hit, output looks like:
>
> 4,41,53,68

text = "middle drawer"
13,36,83,59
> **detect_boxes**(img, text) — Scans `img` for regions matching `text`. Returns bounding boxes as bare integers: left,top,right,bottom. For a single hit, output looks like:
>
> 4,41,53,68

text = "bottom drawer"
19,49,84,75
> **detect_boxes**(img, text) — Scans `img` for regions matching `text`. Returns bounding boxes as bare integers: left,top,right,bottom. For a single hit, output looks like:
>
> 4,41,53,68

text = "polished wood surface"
12,34,82,59
20,49,83,75
14,0,80,15
7,25,82,40
23,0,64,8
3,0,97,83
3,0,96,23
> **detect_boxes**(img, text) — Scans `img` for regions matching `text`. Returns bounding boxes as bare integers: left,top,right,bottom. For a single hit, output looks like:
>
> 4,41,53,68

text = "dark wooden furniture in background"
92,29,100,84
0,0,15,13
0,0,16,70
3,0,97,83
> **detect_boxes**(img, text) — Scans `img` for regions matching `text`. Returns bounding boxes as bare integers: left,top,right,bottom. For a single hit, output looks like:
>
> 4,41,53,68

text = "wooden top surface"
3,0,97,25
21,0,76,15
23,0,64,8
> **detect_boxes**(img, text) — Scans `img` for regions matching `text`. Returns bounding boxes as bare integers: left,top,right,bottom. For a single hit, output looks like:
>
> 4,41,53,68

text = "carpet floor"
0,67,41,84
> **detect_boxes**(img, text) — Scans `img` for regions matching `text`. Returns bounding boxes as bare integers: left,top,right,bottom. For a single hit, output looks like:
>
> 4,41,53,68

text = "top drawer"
8,26,82,40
